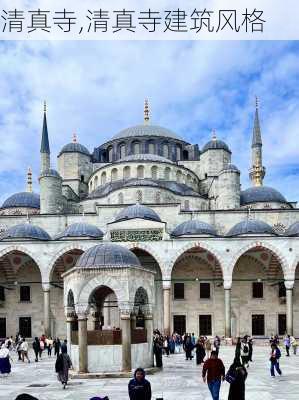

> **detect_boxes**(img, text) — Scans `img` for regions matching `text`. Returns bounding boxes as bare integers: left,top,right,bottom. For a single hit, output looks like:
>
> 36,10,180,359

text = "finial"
44,101,47,113
72,132,77,143
144,98,150,124
212,129,217,141
26,167,32,193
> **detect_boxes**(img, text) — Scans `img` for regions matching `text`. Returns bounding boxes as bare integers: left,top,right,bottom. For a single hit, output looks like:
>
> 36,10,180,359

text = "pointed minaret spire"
144,98,150,124
249,96,265,186
40,101,50,172
26,167,32,193
72,132,77,143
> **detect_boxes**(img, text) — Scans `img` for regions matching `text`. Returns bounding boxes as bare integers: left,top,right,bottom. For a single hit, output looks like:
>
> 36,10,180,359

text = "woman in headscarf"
0,343,11,376
195,338,206,365
227,357,247,400
128,368,151,400
55,345,72,389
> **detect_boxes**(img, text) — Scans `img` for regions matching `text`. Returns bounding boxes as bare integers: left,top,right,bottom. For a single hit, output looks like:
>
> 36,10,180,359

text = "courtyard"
1,345,298,400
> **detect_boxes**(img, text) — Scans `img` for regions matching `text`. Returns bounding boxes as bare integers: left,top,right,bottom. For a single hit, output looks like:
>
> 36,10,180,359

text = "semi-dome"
58,142,90,157
227,219,276,237
285,222,299,237
111,124,185,141
171,220,217,237
55,223,103,240
1,223,51,241
1,192,40,209
75,243,140,268
240,186,287,206
119,154,173,163
202,139,231,153
114,203,161,223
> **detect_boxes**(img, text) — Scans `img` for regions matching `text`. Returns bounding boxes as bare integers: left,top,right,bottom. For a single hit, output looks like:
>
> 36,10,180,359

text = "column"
78,314,88,373
121,314,132,372
66,317,73,355
163,284,171,335
145,314,154,367
43,286,51,337
286,288,293,335
224,288,232,338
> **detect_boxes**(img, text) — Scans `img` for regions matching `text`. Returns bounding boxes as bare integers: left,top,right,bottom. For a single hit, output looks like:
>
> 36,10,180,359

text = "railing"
71,328,147,345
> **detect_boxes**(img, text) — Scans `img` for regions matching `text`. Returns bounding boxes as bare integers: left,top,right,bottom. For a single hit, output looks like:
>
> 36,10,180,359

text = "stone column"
145,314,154,367
121,313,132,372
43,285,51,337
76,305,89,373
286,284,294,335
224,288,232,338
163,283,171,335
65,306,76,355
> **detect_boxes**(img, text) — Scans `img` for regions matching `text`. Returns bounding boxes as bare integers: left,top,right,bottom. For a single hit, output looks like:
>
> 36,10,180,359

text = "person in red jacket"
202,351,225,400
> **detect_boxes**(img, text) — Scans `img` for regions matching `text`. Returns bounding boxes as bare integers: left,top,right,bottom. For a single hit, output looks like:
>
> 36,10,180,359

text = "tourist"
240,338,249,368
195,338,206,365
46,336,53,357
205,337,212,360
248,336,253,362
234,337,241,364
128,367,151,400
283,334,290,356
191,333,196,346
61,339,68,354
55,345,72,389
226,357,247,400
202,351,225,400
39,337,44,358
213,336,221,356
16,336,23,361
153,331,163,368
0,343,12,376
163,336,169,357
290,335,297,355
184,334,193,360
269,343,282,377
20,338,30,363
54,337,61,358
169,335,175,354
32,337,40,362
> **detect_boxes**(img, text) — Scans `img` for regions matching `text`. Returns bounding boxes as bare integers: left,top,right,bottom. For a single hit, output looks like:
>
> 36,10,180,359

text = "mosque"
0,98,299,371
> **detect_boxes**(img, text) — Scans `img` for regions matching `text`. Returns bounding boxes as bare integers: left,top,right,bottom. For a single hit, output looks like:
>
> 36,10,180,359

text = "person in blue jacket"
128,368,152,400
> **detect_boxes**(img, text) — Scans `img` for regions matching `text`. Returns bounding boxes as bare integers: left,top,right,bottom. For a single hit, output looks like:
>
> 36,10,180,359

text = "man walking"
202,351,225,400
270,344,282,377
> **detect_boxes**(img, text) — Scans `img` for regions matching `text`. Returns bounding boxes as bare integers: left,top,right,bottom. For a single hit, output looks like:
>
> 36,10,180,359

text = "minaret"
26,167,32,193
249,97,265,186
144,99,150,124
40,101,50,172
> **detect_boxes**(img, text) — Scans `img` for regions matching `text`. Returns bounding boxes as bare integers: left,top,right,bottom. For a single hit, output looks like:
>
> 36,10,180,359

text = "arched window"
118,192,124,204
101,172,106,185
108,146,113,162
123,166,131,179
176,170,182,183
148,142,155,154
156,191,161,203
136,190,143,203
133,141,140,154
94,176,99,188
184,200,190,210
163,143,169,158
119,143,126,159
137,165,144,179
164,167,171,180
176,145,181,160
111,168,118,181
151,166,158,180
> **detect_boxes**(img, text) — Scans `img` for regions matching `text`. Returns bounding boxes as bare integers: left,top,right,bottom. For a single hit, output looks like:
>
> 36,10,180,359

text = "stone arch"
229,241,288,279
123,165,131,179
0,245,42,274
125,242,165,272
134,286,149,306
289,253,299,281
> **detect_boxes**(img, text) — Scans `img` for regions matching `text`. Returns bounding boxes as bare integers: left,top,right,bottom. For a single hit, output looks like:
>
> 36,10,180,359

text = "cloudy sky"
0,40,298,204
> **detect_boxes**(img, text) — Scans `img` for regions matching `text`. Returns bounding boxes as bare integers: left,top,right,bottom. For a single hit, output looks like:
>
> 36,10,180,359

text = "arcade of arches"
0,246,299,340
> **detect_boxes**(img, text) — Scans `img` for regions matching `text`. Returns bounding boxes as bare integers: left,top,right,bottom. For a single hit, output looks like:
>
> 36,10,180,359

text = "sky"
0,40,298,204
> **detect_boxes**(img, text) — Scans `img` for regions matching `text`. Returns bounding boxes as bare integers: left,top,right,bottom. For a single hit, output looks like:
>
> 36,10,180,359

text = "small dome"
220,164,240,173
285,222,299,237
171,220,217,237
202,139,231,153
120,154,173,163
40,169,61,179
227,219,276,237
240,186,287,206
1,223,51,241
58,142,90,157
1,192,40,209
114,203,161,223
111,124,184,141
55,223,104,240
75,244,140,268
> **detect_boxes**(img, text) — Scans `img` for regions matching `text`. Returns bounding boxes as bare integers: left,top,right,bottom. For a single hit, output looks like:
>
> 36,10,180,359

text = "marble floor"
1,346,298,400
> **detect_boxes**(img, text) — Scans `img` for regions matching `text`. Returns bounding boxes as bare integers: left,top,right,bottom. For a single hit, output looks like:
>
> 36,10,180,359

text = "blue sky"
0,40,298,204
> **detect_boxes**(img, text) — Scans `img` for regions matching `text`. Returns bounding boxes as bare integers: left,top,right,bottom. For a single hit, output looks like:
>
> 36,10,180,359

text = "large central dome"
111,124,185,142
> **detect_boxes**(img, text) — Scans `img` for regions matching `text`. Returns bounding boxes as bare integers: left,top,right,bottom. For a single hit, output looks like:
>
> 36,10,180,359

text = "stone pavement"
1,346,298,400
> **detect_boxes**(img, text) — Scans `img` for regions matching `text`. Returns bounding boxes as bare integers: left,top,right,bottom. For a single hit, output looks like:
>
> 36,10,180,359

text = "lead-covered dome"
58,142,90,157
171,220,217,237
111,124,184,141
227,219,276,237
202,139,231,153
1,223,51,241
55,223,103,240
39,168,61,179
114,203,161,223
120,154,173,163
1,192,40,209
285,222,299,237
75,243,140,268
240,186,287,206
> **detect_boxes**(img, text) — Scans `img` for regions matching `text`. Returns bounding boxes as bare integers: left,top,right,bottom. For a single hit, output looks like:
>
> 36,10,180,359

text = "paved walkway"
1,346,298,400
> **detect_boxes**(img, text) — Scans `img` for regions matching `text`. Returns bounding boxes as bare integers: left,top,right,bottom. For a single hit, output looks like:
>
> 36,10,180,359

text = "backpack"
243,345,249,354
225,368,236,384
